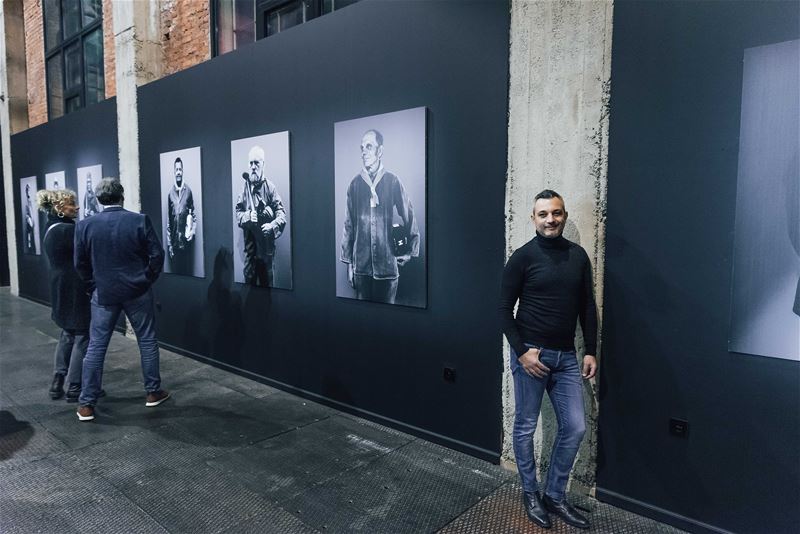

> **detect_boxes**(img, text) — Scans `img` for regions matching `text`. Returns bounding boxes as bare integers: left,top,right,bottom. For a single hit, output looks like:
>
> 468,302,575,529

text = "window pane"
46,54,64,119
333,0,360,10
279,3,304,32
265,1,304,37
84,28,104,104
63,0,81,38
64,41,82,92
322,0,333,14
233,0,255,48
44,0,62,50
81,0,102,25
65,95,81,114
215,0,234,55
266,11,278,37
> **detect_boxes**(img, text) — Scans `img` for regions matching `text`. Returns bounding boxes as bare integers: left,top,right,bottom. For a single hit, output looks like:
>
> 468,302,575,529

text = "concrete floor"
0,289,685,533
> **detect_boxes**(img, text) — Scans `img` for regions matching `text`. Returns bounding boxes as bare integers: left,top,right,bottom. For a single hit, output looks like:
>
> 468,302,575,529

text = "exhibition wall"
598,1,800,532
135,1,509,459
12,98,119,304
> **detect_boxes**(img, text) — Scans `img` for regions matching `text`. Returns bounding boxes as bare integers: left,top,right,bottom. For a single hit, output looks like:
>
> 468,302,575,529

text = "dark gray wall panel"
137,1,509,459
11,98,119,304
0,132,9,287
598,1,800,532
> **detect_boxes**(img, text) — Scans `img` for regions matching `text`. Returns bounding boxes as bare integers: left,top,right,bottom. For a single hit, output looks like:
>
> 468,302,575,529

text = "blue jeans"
79,289,162,406
511,344,586,501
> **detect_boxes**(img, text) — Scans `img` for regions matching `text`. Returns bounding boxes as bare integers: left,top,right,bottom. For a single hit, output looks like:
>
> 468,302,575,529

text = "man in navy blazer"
74,178,169,421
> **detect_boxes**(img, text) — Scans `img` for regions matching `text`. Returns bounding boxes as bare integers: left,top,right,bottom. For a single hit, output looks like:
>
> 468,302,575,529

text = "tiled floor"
0,289,685,533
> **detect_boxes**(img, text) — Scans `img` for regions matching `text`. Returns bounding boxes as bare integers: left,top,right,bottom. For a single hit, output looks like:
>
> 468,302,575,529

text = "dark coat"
43,216,90,331
74,206,165,306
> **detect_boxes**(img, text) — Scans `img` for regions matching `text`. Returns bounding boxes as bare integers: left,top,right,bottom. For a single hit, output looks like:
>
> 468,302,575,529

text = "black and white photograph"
19,176,40,255
729,39,799,361
230,131,292,289
160,147,204,278
335,107,426,308
45,171,65,190
76,164,103,220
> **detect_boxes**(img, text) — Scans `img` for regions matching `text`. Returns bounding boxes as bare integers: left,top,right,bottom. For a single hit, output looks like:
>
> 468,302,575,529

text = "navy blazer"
74,206,165,306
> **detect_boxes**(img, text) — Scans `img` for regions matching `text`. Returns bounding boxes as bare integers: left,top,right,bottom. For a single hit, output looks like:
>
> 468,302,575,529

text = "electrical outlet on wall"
669,418,689,438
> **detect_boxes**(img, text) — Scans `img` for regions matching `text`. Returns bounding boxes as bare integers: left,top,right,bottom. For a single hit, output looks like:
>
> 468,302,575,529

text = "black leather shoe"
65,383,81,403
522,491,551,528
49,374,65,400
543,494,590,529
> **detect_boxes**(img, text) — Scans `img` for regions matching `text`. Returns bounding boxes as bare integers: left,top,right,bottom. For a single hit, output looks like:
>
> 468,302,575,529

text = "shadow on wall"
199,248,245,366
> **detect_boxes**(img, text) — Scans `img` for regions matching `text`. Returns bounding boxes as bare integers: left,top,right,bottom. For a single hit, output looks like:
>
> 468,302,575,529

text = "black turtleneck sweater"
499,233,598,356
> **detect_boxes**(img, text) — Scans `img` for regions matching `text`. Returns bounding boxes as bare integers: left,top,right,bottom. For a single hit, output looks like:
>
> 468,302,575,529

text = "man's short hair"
174,157,183,167
95,178,124,205
364,129,384,147
534,189,564,207
534,189,562,202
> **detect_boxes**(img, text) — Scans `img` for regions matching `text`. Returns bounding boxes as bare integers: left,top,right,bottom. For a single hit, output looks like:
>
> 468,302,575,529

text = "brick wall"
161,0,211,76
20,0,211,129
23,0,47,128
103,0,115,98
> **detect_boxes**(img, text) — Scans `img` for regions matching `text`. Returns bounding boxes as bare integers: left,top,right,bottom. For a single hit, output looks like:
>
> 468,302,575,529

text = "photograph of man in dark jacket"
234,145,286,287
166,157,197,275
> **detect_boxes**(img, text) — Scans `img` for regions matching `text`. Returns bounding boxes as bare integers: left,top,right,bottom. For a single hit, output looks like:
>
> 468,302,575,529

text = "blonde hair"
36,189,77,217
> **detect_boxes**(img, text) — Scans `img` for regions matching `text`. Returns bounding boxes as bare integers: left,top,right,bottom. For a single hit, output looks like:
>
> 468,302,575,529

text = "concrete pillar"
112,0,164,214
0,0,30,295
503,0,613,497
112,0,163,337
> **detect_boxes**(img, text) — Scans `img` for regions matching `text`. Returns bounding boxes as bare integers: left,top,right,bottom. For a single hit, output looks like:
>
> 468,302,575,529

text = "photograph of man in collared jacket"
336,107,426,308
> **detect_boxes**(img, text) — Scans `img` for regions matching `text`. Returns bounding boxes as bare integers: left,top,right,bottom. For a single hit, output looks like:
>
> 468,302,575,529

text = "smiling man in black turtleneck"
499,189,598,530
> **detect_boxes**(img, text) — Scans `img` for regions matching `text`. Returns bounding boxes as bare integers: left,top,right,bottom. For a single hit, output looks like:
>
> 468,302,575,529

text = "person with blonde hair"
37,189,92,402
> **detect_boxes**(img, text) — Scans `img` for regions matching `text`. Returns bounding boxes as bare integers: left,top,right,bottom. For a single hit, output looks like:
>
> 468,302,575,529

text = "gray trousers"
53,329,89,386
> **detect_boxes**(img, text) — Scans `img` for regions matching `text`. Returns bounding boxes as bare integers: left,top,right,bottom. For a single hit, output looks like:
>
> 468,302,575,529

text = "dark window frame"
211,0,359,57
43,0,104,120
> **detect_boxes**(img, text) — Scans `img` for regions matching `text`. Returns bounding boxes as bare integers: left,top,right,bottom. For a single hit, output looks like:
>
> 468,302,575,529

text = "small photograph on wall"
230,131,292,289
76,164,103,220
45,171,65,190
729,39,799,361
159,147,205,278
334,107,426,308
19,176,40,255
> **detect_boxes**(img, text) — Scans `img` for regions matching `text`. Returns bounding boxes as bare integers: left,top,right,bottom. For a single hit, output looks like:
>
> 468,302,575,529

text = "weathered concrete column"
112,0,164,213
503,0,613,497
112,1,163,337
0,0,30,295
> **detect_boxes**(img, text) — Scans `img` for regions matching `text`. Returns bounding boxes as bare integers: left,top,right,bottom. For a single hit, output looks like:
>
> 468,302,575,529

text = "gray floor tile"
205,415,413,502
283,440,511,533
0,411,69,466
115,463,280,534
0,458,169,534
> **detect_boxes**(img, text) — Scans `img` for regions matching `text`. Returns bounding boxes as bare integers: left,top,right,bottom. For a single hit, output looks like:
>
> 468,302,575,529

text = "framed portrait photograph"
76,164,103,221
230,131,292,289
45,171,65,190
729,39,799,361
334,107,427,308
159,147,205,278
19,176,41,255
